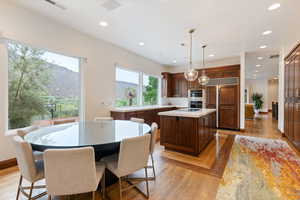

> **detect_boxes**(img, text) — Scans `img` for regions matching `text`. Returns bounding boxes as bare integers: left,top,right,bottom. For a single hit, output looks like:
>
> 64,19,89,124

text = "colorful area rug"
216,136,300,200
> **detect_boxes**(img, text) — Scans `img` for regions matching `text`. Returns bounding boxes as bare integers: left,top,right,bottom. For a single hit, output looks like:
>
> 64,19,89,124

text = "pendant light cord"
202,45,207,74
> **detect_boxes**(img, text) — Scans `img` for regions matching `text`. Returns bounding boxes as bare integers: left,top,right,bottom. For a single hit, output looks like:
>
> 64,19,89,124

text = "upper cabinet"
162,65,240,97
162,73,188,97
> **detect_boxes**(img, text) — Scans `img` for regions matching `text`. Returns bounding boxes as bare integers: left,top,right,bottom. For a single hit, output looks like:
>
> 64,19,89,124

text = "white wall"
267,79,279,110
246,79,269,112
0,1,167,161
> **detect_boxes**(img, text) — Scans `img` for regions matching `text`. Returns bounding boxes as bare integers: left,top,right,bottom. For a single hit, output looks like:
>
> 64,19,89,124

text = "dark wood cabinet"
111,107,177,128
161,73,188,97
160,112,216,156
206,86,217,109
162,65,240,95
284,44,300,151
218,85,239,130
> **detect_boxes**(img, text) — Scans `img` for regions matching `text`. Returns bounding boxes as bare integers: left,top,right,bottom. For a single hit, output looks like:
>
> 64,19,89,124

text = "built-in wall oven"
188,89,205,109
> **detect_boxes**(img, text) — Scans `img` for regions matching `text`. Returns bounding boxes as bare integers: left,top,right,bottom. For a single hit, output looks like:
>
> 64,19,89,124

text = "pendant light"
184,29,198,82
198,45,210,85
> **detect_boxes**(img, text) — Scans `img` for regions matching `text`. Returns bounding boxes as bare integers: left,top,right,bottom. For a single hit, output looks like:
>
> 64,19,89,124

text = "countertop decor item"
183,29,198,82
198,45,210,85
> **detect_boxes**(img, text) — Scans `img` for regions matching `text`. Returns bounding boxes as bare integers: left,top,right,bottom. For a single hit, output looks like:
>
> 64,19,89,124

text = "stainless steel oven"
189,101,203,109
188,89,205,109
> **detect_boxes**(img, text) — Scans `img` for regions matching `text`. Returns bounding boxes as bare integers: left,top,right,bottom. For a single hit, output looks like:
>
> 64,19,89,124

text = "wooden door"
177,118,197,153
206,86,216,108
160,116,178,145
218,85,238,129
293,52,300,147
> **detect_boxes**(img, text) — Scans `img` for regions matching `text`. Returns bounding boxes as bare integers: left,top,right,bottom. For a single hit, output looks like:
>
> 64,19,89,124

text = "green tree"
143,76,158,105
8,43,52,129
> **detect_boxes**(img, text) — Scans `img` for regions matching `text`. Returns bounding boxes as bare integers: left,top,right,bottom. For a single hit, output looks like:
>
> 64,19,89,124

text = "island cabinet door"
160,116,178,146
177,118,198,154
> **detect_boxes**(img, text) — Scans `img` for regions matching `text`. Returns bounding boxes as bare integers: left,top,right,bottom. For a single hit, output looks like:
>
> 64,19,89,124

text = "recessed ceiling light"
139,42,145,46
268,3,281,11
262,30,272,35
256,64,262,67
173,60,177,63
260,45,267,49
255,70,259,73
209,54,215,57
274,77,278,79
99,21,108,27
257,57,263,60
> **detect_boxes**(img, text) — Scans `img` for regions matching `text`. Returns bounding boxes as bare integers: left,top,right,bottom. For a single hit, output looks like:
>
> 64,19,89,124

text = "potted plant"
252,93,264,114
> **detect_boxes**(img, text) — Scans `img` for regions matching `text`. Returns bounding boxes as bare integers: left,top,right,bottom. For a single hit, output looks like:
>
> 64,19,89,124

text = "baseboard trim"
0,158,17,170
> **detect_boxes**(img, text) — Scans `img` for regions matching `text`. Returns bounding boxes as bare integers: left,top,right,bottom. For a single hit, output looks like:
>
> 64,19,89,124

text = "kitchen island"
158,109,217,156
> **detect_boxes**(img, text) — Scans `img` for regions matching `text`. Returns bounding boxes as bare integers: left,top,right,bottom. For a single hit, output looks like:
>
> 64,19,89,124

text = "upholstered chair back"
12,136,38,182
117,134,151,177
130,118,145,123
17,126,38,137
150,123,158,154
44,147,98,196
94,117,113,122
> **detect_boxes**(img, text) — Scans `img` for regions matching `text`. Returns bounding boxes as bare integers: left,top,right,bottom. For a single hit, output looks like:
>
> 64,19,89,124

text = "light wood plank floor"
0,113,292,200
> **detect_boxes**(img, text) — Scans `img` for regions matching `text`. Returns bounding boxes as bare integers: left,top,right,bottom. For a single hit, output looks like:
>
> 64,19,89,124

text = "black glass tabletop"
24,120,151,151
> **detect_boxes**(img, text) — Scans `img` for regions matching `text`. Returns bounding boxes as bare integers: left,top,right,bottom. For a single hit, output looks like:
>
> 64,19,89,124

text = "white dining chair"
130,117,145,123
17,126,44,161
94,117,113,121
148,122,158,180
102,134,151,200
12,136,47,200
44,147,105,200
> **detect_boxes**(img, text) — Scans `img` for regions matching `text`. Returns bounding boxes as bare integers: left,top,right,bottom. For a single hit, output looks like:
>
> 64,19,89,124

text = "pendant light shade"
198,45,210,85
184,68,198,81
184,29,198,81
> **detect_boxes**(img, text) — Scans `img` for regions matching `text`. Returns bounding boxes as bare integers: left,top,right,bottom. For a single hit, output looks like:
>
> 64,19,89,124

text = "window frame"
3,38,85,133
115,66,161,107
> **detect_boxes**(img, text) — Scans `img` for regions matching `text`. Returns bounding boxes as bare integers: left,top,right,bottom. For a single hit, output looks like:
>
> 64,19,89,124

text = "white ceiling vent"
43,0,67,10
101,0,122,11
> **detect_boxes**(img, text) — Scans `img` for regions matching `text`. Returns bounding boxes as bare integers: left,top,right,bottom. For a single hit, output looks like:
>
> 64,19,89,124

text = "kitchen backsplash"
161,97,189,107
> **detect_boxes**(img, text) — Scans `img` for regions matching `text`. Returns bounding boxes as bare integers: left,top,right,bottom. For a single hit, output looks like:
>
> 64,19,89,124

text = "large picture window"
8,42,81,129
115,67,160,107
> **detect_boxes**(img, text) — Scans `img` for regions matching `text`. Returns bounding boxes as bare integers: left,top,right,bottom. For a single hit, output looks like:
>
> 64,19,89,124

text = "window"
115,67,160,107
7,42,81,129
143,74,159,105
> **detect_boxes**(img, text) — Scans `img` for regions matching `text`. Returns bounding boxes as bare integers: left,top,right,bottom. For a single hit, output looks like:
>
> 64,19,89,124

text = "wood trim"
284,42,300,60
240,128,245,132
268,109,272,112
197,64,240,71
0,158,17,170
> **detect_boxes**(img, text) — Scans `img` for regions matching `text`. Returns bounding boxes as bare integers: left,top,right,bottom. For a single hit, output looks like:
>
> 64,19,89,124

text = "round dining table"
24,120,151,160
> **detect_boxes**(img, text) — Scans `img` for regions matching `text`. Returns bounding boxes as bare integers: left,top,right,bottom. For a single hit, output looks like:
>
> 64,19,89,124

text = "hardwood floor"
0,113,295,200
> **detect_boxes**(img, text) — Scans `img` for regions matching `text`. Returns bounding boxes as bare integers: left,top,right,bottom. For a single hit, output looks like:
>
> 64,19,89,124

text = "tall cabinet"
284,44,300,151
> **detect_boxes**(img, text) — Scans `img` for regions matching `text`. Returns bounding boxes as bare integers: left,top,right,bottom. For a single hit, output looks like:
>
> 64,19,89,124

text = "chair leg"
151,153,156,180
48,195,51,200
16,175,23,200
144,168,149,198
101,173,105,199
92,191,95,200
28,182,34,200
118,178,122,200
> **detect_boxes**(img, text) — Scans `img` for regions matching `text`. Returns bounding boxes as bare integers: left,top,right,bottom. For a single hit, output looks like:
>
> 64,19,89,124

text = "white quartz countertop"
158,108,216,118
110,105,187,112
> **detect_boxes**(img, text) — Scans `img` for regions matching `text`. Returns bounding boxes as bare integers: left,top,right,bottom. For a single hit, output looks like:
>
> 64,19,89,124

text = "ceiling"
11,0,300,73
245,51,279,80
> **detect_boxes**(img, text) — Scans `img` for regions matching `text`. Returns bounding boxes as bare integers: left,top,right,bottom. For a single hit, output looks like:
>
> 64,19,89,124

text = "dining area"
13,117,158,200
